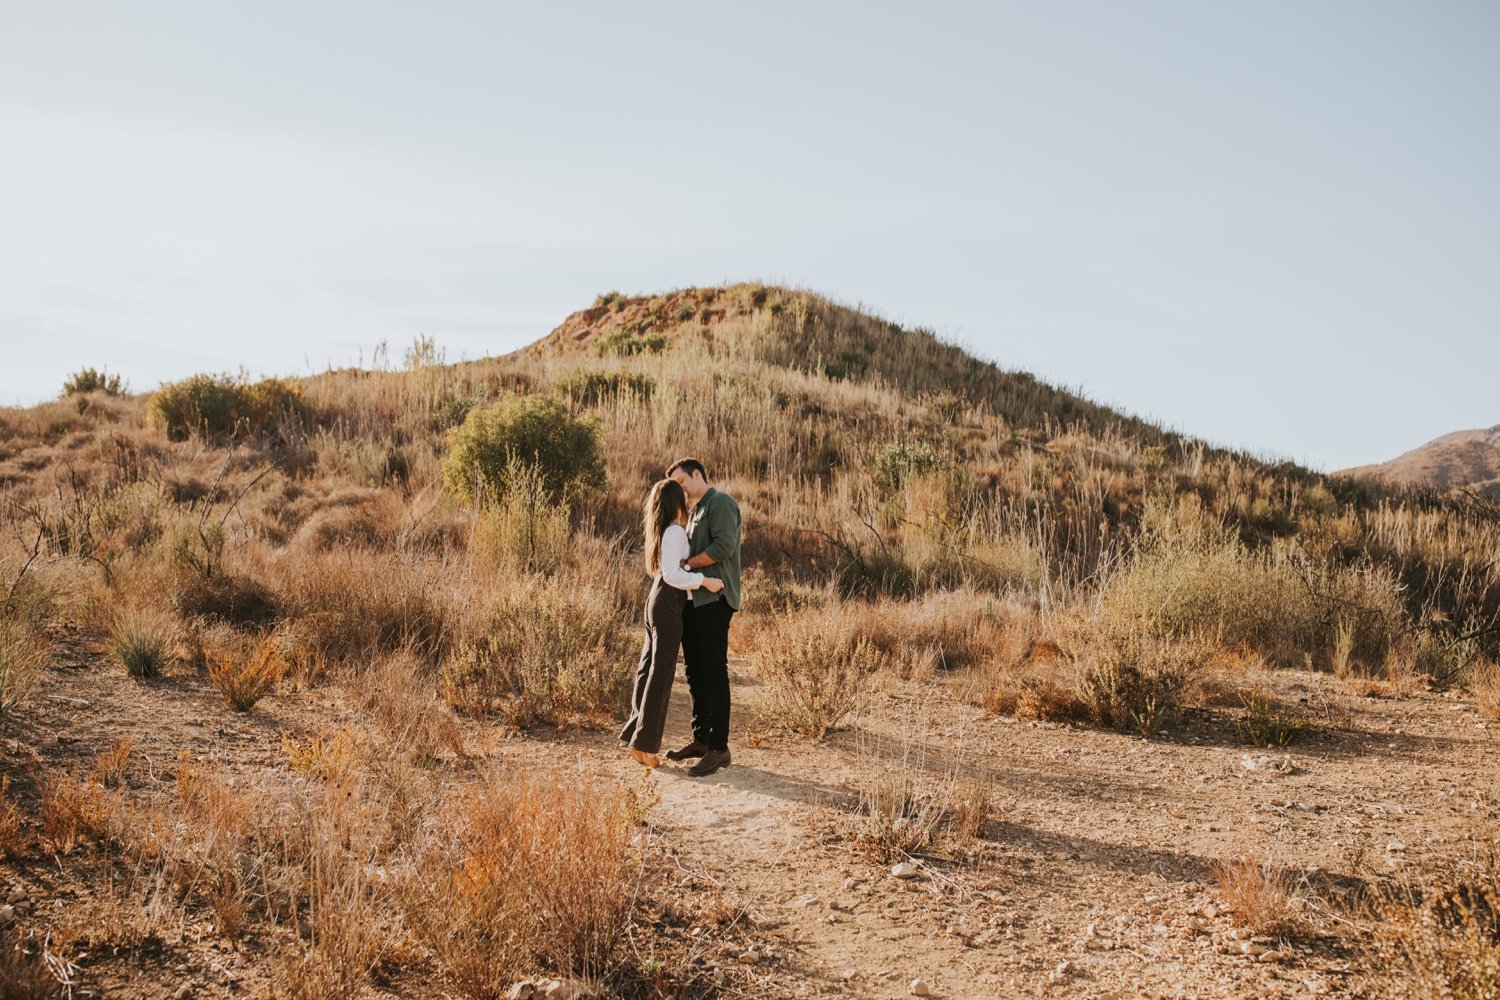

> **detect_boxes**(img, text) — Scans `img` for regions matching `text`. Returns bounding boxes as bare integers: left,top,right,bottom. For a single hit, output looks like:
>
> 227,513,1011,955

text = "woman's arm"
660,526,705,590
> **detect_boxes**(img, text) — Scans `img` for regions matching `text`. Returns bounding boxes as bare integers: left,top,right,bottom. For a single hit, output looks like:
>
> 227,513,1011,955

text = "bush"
147,372,307,441
555,371,655,406
61,367,126,397
471,465,572,573
112,609,176,679
442,585,630,727
1072,626,1211,737
206,634,287,712
873,441,944,493
596,329,666,356
752,607,886,739
441,394,605,506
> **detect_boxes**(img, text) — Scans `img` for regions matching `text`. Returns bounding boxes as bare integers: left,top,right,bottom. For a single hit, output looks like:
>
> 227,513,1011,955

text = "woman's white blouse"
659,524,705,591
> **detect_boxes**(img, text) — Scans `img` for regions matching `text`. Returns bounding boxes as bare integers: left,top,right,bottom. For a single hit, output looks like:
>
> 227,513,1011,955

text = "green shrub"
1237,691,1312,747
147,372,307,441
596,329,667,357
874,441,943,493
441,394,605,506
61,367,126,397
555,371,655,406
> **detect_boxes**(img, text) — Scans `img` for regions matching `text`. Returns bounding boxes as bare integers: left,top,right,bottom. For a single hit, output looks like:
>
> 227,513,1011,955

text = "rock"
792,894,819,908
5,887,25,904
0,905,13,925
505,983,537,1000
1054,960,1074,976
891,862,919,880
737,950,759,965
909,979,932,996
174,986,194,1000
1387,840,1407,853
1202,903,1218,919
841,969,859,982
541,980,589,1000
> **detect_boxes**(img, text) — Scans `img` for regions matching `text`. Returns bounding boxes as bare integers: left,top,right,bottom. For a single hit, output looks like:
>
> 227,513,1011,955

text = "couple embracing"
619,458,741,777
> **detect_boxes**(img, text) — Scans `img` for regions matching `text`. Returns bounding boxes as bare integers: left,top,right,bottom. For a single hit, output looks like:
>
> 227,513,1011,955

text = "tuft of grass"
0,623,48,725
206,635,287,712
111,609,175,679
92,738,134,788
37,771,118,855
751,607,885,740
1237,690,1312,747
0,777,24,858
1211,854,1306,938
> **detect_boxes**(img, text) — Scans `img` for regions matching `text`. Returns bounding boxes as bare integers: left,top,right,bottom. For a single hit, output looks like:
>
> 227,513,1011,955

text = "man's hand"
686,552,717,570
701,577,725,593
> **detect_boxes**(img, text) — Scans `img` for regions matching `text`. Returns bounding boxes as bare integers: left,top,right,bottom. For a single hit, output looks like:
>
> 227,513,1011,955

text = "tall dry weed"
751,606,886,739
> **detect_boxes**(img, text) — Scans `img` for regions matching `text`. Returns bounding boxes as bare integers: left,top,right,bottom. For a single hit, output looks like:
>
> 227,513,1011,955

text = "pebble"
909,979,932,996
5,888,25,904
174,986,193,1000
0,905,13,925
891,862,919,880
737,950,759,965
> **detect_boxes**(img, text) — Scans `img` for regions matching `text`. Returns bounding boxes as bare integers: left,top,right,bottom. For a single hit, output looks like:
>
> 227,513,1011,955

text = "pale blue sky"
2,2,1495,470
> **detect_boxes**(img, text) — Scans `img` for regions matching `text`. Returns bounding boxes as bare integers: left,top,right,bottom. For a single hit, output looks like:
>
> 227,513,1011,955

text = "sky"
2,1,1496,471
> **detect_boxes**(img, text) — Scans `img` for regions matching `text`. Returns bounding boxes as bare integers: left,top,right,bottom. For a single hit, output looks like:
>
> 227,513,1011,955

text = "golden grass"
206,634,288,711
1211,854,1306,938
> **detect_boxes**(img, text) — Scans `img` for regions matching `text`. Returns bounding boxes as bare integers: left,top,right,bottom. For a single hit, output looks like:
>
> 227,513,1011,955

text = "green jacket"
686,487,742,611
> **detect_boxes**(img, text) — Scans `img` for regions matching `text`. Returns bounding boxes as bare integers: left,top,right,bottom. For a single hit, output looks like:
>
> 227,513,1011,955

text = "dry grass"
91,738,134,788
0,622,47,723
1470,660,1500,721
441,581,630,727
37,771,119,855
750,606,886,739
1211,854,1306,938
1372,841,1500,1000
408,769,643,996
206,634,288,711
0,777,24,858
110,607,176,679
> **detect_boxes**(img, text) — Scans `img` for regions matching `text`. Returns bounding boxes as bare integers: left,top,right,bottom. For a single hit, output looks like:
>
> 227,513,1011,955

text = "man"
664,457,741,777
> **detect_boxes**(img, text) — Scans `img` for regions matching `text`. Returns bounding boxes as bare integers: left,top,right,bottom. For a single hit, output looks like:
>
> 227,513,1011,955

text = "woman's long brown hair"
643,478,689,576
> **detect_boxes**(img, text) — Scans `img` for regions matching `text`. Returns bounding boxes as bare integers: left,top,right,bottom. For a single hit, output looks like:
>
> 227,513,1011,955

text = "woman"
619,478,724,767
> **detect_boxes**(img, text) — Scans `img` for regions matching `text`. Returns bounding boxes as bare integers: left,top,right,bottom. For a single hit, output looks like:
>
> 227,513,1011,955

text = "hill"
1340,423,1500,497
0,282,1497,997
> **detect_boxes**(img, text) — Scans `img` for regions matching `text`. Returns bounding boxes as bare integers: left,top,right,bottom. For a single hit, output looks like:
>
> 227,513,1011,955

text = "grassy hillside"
0,282,1497,997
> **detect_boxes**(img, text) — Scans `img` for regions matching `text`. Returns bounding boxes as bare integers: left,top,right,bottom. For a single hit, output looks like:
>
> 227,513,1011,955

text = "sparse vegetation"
146,371,306,441
1212,854,1307,938
62,367,126,397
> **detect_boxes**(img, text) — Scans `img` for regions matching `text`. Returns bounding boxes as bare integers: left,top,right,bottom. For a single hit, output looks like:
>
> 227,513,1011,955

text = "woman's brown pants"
618,576,685,754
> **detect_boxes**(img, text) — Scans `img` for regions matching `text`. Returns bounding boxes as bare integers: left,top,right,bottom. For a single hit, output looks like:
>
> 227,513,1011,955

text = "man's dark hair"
666,457,709,481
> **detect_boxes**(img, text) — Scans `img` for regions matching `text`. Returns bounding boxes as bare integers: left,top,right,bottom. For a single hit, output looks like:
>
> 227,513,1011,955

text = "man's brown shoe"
687,750,731,777
665,740,709,762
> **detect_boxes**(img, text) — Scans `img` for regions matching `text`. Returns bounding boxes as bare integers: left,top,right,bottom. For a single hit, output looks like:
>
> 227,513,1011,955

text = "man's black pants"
681,598,735,752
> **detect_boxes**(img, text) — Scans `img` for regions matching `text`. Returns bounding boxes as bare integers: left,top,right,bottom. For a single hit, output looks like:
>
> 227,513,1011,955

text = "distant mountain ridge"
1340,424,1500,497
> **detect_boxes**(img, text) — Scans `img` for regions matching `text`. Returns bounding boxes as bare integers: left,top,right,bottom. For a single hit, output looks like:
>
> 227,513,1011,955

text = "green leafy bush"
596,329,667,356
441,394,605,505
873,441,943,493
147,372,307,441
61,367,126,397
